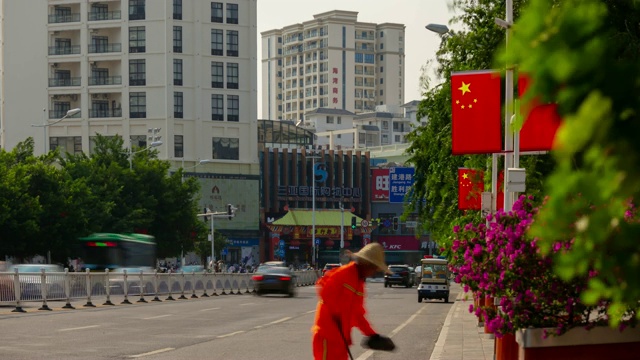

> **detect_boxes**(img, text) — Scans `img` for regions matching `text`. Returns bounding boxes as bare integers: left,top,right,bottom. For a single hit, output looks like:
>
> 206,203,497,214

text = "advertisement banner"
377,236,421,251
371,168,390,202
194,174,260,230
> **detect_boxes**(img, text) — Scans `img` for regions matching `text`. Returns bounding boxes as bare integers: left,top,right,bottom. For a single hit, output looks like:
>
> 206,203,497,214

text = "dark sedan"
252,267,296,297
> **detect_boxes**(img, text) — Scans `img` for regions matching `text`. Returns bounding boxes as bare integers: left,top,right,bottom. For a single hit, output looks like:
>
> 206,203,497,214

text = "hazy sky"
256,0,456,118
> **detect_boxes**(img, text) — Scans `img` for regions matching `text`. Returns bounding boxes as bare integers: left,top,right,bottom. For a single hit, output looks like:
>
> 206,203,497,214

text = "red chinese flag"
451,71,502,155
518,74,562,151
458,168,484,210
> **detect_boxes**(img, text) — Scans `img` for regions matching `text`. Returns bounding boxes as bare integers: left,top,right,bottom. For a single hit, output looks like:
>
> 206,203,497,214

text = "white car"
8,264,65,299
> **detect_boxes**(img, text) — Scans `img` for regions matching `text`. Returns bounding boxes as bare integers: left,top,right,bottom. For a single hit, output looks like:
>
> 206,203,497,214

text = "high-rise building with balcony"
0,0,258,174
261,10,405,123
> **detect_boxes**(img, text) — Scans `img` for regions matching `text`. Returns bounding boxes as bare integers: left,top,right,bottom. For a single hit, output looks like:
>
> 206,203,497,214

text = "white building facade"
261,10,405,122
0,0,258,175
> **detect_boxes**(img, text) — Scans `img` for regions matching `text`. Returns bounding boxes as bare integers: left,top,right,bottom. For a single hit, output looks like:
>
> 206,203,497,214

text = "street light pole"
181,159,212,183
500,0,516,211
210,208,215,268
312,155,316,267
128,140,162,170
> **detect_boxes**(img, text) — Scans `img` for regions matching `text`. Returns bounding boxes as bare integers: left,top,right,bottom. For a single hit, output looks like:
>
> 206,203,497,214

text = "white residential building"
0,0,258,175
261,10,405,122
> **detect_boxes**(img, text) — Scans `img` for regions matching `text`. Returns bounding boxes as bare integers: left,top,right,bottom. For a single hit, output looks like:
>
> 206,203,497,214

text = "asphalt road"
0,280,461,360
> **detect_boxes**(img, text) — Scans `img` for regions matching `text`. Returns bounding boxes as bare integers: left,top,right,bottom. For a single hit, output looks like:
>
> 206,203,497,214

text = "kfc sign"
378,236,420,251
371,169,389,202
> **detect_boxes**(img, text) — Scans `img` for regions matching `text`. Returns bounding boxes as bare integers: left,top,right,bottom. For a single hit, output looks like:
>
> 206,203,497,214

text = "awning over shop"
271,209,365,227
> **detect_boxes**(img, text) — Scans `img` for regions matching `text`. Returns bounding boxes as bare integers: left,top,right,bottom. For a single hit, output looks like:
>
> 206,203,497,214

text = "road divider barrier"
0,267,320,312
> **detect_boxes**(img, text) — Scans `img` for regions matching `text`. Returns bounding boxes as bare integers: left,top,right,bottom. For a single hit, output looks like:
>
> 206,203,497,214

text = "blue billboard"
389,167,415,203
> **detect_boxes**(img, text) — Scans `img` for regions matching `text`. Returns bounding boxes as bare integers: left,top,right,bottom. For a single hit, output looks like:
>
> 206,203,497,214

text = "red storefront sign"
371,169,389,202
377,236,421,251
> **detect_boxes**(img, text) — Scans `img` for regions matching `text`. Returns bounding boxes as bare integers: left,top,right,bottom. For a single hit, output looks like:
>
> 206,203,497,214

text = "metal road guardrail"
0,268,321,313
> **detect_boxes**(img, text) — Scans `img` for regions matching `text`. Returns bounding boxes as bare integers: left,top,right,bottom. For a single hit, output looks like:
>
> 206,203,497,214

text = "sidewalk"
430,291,495,360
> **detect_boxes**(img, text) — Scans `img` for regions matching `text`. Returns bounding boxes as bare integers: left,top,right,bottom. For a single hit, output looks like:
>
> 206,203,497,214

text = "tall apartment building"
0,0,258,174
261,10,405,122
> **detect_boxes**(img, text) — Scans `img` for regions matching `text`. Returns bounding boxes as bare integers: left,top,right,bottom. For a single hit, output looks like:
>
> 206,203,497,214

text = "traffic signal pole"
340,202,344,249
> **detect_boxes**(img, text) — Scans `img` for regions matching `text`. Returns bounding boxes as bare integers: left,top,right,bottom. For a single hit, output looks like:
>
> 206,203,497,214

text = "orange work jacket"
311,262,376,345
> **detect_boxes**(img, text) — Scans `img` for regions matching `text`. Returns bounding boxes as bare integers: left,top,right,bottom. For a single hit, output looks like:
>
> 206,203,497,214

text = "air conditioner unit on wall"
53,95,60,100
92,94,99,99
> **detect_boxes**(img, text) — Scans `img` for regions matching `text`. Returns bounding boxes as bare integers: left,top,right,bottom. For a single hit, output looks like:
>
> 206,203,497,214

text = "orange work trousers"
312,332,349,360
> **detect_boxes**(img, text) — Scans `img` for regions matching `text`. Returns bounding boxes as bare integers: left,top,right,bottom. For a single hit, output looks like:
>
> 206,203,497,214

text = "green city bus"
78,233,156,271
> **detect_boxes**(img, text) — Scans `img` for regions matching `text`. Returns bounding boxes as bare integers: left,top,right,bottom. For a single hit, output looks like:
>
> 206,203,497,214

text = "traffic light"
393,217,399,231
350,216,357,229
204,207,209,222
227,204,233,220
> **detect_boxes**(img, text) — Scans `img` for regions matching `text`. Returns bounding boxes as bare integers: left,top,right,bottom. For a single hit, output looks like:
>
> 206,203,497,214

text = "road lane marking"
217,331,245,338
267,317,291,325
239,302,256,306
305,310,316,314
254,325,263,329
143,314,172,320
355,306,426,360
129,348,174,358
58,325,99,332
200,307,221,311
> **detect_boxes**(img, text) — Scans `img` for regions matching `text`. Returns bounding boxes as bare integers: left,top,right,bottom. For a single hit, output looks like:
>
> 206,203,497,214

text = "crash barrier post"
152,270,162,302
166,271,175,300
103,269,114,305
121,269,132,304
201,271,210,297
62,268,74,309
137,270,147,303
83,268,96,307
220,273,228,295
11,268,25,313
37,268,52,311
190,271,198,299
178,271,188,300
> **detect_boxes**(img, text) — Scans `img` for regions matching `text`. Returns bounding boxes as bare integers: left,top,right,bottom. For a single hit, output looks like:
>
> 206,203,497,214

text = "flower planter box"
496,333,519,360
516,326,640,360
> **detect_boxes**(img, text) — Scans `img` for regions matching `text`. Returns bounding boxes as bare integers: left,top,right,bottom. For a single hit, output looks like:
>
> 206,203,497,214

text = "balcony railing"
355,34,375,41
88,10,121,21
89,76,122,86
89,108,122,118
48,13,80,24
49,46,81,56
50,110,81,119
88,43,122,53
49,77,81,87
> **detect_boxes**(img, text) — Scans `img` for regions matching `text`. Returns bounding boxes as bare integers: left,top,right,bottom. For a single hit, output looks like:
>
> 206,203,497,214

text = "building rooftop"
305,108,356,116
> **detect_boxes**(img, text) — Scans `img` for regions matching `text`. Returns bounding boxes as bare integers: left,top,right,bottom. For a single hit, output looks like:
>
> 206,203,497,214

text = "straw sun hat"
351,242,391,274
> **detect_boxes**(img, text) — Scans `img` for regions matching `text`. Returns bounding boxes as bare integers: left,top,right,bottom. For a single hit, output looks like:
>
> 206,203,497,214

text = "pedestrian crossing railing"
0,268,320,312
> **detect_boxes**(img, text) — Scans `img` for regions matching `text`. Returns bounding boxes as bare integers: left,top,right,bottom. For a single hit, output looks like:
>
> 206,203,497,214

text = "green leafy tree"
505,0,640,325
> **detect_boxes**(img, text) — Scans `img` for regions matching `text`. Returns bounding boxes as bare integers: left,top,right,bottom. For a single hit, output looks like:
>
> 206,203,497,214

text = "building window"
129,59,146,86
129,0,145,20
211,62,224,88
380,90,384,96
380,31,384,38
380,43,384,50
227,95,239,121
211,29,223,56
211,2,223,23
327,116,334,124
380,54,384,61
213,137,239,160
337,116,342,124
226,3,238,24
227,30,238,57
174,135,184,158
395,135,401,142
173,26,182,53
173,59,183,86
355,53,363,63
364,54,374,64
211,94,223,120
227,63,238,89
128,27,145,53
50,136,82,155
174,92,183,118
129,92,146,118
173,0,182,20
380,78,384,84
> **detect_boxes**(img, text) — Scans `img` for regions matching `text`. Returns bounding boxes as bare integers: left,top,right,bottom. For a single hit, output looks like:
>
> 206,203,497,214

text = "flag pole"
503,0,515,212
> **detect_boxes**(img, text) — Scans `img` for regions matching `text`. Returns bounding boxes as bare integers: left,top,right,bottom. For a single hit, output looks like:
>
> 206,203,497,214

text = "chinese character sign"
389,167,415,203
371,168,390,202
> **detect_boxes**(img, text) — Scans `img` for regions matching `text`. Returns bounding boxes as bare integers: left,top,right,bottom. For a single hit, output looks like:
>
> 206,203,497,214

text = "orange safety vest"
311,262,376,345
